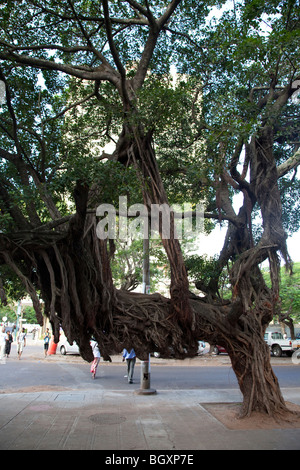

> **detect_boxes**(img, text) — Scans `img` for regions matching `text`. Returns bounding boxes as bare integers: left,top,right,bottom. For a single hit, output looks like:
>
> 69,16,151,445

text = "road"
1,339,299,393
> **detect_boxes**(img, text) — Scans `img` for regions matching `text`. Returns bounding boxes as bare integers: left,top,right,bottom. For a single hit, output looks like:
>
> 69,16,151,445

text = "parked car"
213,345,227,355
59,338,80,355
264,331,294,357
152,343,206,358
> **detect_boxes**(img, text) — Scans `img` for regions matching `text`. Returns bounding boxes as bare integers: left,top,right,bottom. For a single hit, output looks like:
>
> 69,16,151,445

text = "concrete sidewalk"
0,386,299,450
0,339,299,450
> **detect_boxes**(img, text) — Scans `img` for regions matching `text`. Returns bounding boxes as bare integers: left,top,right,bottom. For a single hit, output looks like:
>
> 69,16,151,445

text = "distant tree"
263,263,300,338
0,303,16,324
22,306,38,324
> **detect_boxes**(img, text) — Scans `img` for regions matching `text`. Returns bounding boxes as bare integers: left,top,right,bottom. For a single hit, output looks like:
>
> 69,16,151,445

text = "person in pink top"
90,339,101,379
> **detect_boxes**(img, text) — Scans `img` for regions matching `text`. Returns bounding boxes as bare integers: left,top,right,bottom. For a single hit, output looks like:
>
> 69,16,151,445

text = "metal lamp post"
136,236,156,395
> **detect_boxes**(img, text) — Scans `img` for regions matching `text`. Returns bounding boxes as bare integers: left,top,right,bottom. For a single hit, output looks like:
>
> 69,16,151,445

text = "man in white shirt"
0,327,6,364
17,328,26,360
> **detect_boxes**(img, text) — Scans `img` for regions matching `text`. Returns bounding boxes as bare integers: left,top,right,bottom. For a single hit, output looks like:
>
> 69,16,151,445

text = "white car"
153,342,207,358
59,338,80,355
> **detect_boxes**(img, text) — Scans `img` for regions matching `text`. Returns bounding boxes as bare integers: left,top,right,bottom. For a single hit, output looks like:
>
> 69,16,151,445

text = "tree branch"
132,0,182,91
277,147,300,178
0,50,120,86
102,0,128,103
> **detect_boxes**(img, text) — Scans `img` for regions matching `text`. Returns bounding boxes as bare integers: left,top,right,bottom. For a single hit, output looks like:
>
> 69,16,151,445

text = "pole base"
135,388,157,395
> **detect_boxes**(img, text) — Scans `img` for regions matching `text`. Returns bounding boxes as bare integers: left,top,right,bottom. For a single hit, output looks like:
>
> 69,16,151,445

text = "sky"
199,225,300,264
287,233,300,263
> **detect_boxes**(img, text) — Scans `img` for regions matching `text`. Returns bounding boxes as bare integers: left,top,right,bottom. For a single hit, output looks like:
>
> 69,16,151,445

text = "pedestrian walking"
17,328,26,360
90,339,101,379
5,330,13,357
122,348,136,384
43,328,51,357
0,327,6,364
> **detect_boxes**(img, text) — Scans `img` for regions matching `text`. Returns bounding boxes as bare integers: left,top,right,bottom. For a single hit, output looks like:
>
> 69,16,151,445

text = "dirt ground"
203,402,300,430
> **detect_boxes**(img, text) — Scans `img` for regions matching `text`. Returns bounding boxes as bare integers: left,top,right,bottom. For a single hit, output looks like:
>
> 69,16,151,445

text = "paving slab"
1,339,299,451
0,388,299,450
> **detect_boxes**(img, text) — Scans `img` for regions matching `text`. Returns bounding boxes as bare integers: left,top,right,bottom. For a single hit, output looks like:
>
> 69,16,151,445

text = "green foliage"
0,0,299,300
279,177,300,236
0,304,37,324
22,306,38,324
0,265,28,302
0,303,17,324
263,262,300,321
109,232,170,294
185,254,219,284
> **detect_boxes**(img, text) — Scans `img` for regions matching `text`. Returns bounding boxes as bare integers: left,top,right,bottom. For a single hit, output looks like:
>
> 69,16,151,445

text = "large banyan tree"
0,0,300,418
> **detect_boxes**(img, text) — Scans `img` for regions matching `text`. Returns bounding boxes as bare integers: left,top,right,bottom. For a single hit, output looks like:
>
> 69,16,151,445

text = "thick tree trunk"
228,328,288,417
232,349,287,418
189,297,289,417
210,125,294,417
